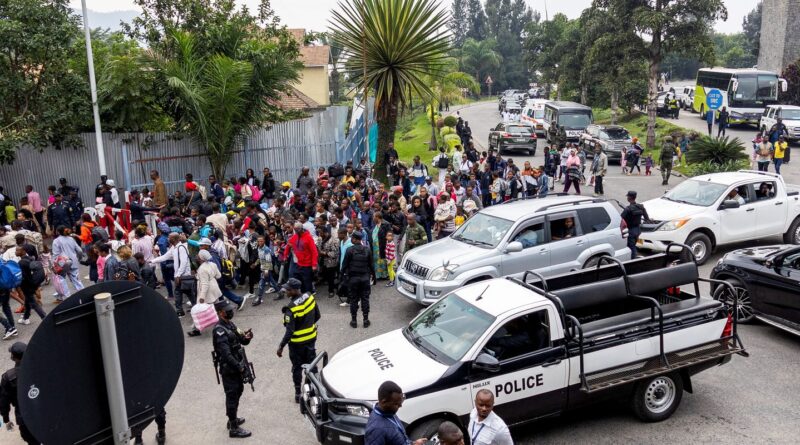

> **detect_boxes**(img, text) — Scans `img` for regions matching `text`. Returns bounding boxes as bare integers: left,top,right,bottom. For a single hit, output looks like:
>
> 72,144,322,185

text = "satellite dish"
18,281,184,444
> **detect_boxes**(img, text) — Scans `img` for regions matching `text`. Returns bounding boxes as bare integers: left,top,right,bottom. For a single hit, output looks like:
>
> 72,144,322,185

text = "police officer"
621,191,650,259
342,231,374,328
659,136,674,185
212,298,253,438
276,278,321,403
0,342,37,444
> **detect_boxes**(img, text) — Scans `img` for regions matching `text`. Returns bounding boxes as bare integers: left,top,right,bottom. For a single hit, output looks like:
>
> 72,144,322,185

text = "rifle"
211,351,221,385
240,347,256,392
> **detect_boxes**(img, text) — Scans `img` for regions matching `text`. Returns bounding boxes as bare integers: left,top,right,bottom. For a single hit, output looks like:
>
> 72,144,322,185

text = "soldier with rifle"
211,298,254,438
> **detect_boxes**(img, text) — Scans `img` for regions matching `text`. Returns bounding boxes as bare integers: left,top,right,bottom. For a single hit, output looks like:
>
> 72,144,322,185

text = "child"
644,155,654,176
454,206,466,227
620,146,628,174
385,232,396,287
254,237,279,306
135,252,158,289
141,187,154,207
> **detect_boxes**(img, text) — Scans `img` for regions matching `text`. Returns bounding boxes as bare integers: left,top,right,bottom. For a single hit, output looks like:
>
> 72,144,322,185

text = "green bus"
693,68,787,125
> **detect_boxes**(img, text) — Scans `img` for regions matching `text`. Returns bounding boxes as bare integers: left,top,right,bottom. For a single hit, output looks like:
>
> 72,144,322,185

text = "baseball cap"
214,298,237,312
282,181,291,187
282,278,302,291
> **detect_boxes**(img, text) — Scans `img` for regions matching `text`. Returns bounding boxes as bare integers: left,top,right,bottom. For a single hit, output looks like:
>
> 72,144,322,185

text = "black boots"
155,428,166,444
363,318,371,328
228,418,250,438
350,318,357,328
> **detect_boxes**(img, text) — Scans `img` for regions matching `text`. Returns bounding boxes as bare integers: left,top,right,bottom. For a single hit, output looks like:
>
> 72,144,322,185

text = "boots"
363,317,371,328
155,429,166,444
228,418,251,438
227,418,246,428
350,317,358,328
252,296,263,306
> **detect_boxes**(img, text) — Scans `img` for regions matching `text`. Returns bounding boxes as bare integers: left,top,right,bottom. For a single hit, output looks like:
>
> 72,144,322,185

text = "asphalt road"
1,101,799,444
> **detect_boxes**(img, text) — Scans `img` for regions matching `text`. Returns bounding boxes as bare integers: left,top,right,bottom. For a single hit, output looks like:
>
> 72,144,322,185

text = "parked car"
301,249,745,444
656,91,673,116
675,86,694,110
759,105,800,142
711,244,800,336
396,195,630,305
488,121,536,155
579,124,632,163
639,170,800,265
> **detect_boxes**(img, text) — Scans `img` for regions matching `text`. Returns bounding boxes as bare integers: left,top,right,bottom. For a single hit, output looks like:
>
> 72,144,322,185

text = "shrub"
685,136,748,165
443,115,457,127
687,159,749,177
440,126,455,137
443,133,461,152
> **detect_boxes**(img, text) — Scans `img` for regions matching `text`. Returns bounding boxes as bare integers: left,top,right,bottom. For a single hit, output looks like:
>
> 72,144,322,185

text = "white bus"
693,68,787,125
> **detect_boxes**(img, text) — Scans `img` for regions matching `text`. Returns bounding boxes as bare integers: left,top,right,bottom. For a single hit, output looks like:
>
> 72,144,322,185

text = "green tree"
460,38,502,92
449,0,469,48
331,0,450,179
780,60,800,106
525,14,571,98
465,0,487,41
742,2,761,62
0,0,88,163
426,67,480,149
485,0,535,91
602,0,727,148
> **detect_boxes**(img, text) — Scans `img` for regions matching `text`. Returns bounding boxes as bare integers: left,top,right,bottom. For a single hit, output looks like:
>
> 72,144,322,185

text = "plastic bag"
191,303,219,332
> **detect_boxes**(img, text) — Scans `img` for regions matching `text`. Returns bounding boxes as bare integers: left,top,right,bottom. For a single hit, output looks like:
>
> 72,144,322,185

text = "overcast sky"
70,0,758,35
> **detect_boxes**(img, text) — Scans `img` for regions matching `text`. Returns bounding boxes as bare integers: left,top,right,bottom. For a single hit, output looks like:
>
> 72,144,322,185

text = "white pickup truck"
299,246,746,444
638,170,800,264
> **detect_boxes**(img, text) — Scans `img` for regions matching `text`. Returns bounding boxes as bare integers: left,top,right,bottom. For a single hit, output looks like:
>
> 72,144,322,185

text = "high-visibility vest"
284,293,318,343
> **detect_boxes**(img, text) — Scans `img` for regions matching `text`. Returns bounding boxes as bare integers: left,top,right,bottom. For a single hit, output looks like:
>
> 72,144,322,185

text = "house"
287,28,330,107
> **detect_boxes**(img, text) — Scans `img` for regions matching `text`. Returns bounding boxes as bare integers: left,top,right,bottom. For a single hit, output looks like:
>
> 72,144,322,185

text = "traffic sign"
706,88,724,110
485,76,493,85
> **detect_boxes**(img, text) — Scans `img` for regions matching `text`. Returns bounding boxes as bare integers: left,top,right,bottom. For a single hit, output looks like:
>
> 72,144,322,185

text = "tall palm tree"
331,0,450,179
460,38,502,94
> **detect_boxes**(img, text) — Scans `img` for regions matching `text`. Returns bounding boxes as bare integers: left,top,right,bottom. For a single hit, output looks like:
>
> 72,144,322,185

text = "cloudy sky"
70,0,758,35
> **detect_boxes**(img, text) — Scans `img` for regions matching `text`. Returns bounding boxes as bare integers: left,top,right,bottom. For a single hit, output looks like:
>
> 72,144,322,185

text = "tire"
685,232,712,265
409,418,445,442
699,105,706,120
583,254,610,269
631,373,684,422
712,278,755,323
529,147,536,156
782,217,800,244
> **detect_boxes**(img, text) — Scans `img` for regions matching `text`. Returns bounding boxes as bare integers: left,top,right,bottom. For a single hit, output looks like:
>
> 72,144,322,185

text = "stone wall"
758,0,800,74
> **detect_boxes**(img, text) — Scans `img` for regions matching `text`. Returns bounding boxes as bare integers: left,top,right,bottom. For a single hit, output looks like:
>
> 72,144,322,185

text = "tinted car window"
507,125,531,133
603,128,630,139
578,207,611,232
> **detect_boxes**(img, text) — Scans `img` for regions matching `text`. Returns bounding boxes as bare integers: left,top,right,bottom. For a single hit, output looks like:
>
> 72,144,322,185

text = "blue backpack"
0,259,23,289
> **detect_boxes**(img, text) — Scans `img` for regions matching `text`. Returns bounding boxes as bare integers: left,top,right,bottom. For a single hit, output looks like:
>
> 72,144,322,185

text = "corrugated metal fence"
0,106,349,204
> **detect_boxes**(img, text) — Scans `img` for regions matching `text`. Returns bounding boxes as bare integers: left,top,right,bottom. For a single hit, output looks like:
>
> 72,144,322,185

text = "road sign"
19,281,184,444
485,76,493,85
706,88,724,110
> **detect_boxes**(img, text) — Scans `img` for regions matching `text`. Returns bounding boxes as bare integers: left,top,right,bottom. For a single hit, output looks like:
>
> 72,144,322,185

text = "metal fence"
0,106,349,204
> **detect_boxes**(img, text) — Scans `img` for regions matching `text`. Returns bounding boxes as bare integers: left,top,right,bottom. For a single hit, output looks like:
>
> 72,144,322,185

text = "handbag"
191,303,219,331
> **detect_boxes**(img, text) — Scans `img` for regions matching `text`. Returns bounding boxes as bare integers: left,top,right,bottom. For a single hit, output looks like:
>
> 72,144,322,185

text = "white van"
521,99,548,136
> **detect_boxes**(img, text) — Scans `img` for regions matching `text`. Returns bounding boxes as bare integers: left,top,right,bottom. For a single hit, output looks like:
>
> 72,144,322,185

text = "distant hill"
73,8,139,31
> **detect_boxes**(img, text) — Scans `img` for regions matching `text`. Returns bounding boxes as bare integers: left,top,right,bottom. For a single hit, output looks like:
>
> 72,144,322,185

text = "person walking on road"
774,136,788,174
706,109,714,136
591,147,607,197
717,107,729,137
659,136,674,186
621,191,650,259
468,389,514,445
212,299,253,438
276,278,320,403
342,231,373,328
364,381,428,445
1,342,38,444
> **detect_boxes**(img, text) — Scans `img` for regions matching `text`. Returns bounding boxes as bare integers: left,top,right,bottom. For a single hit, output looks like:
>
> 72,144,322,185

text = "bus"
692,68,787,125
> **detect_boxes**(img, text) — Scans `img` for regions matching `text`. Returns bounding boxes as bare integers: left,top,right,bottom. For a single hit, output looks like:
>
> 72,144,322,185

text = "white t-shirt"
468,408,514,445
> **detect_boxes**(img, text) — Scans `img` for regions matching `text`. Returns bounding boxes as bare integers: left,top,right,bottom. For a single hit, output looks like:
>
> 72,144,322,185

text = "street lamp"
80,0,107,176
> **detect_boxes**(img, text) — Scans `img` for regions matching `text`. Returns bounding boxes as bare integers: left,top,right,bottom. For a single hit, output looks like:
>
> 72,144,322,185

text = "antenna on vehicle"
475,284,490,302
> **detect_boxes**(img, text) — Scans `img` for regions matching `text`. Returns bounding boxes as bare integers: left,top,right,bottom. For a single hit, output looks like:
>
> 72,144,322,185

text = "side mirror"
473,353,500,373
780,78,788,93
505,241,523,253
720,199,740,210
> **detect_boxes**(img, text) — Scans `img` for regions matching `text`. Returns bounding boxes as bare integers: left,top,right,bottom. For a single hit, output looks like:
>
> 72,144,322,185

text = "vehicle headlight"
309,396,321,416
343,404,370,417
657,218,690,231
429,265,459,281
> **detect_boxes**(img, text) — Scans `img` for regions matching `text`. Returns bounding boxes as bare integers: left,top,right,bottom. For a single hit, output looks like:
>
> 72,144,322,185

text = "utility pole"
80,0,107,176
360,4,370,160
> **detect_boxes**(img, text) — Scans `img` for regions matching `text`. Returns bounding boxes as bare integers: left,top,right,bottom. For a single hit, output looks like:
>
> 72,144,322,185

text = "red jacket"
283,230,319,268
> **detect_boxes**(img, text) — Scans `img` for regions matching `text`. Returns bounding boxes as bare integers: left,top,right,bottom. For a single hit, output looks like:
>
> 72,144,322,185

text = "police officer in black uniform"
212,299,253,438
276,278,321,403
342,231,374,329
620,190,650,259
0,342,37,444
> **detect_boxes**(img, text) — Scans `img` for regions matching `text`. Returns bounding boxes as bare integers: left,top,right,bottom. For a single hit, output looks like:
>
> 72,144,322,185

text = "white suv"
396,195,630,305
760,105,800,142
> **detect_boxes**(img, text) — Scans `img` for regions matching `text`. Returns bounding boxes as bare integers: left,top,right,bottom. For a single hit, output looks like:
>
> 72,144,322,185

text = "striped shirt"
385,240,396,262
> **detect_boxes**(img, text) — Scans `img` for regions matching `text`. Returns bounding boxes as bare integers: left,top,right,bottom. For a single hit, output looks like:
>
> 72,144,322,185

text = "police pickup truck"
300,244,747,444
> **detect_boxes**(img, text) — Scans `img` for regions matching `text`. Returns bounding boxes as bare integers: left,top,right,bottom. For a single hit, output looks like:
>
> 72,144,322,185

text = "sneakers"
176,310,186,318
187,329,201,337
227,418,246,429
350,319,357,328
228,426,252,438
339,302,349,307
385,280,395,287
3,328,18,340
239,294,250,310
265,287,276,294
17,318,31,325
363,319,371,328
251,297,263,307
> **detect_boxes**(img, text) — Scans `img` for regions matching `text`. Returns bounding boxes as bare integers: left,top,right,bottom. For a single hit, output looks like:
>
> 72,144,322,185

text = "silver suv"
396,195,631,305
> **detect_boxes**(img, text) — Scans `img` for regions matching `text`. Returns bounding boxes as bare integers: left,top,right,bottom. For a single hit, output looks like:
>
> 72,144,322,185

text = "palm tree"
460,38,501,94
331,0,450,179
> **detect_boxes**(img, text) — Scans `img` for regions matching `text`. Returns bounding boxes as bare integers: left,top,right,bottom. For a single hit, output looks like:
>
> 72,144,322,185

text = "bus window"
757,75,778,101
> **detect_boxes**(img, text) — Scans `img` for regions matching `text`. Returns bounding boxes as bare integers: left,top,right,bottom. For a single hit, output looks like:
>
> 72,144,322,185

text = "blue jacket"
364,405,410,445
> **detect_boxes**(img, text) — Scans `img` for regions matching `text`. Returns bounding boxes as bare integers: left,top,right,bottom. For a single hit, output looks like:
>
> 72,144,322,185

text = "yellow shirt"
454,215,465,227
774,141,788,159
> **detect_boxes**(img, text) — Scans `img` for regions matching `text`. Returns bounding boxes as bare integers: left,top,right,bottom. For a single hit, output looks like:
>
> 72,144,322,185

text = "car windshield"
405,294,495,362
601,128,630,140
557,112,592,128
506,125,531,134
533,109,545,119
781,109,800,120
452,212,514,248
663,179,727,207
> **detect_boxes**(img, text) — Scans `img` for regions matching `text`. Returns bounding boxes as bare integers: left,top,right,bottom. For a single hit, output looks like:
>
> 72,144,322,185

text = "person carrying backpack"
433,147,449,184
16,246,46,325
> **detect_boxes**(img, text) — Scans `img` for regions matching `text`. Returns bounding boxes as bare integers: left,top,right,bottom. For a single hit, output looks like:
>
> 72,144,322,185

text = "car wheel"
631,373,683,422
529,148,536,156
685,232,712,265
712,278,755,323
409,418,445,442
699,105,706,120
583,254,610,269
783,217,800,244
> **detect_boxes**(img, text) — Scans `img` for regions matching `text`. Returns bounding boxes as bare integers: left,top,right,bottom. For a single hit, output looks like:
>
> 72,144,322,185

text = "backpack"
53,255,73,275
113,260,136,281
328,162,344,178
29,259,46,286
467,149,478,163
220,258,235,280
0,260,22,289
436,154,449,169
251,186,262,202
91,226,109,243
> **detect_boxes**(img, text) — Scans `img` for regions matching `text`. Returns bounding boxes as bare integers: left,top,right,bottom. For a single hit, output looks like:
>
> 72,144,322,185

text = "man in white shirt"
468,389,513,445
150,233,194,316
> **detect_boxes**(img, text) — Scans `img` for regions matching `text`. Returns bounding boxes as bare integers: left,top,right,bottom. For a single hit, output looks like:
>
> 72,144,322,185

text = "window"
484,310,551,361
697,71,732,91
602,128,630,140
557,112,592,129
784,251,800,270
495,123,504,131
578,207,612,232
780,109,800,120
513,221,545,249
549,213,581,241
751,181,777,201
664,179,727,207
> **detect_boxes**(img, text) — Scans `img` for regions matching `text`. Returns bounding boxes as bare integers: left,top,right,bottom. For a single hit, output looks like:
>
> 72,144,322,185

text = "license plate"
515,138,527,142
637,239,644,245
400,280,416,294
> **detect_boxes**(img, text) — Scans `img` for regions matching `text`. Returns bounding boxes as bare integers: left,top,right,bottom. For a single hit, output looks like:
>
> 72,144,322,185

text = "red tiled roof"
270,86,322,111
300,45,330,66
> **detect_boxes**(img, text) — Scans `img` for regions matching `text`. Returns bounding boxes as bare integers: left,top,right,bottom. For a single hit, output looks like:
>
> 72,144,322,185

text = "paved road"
1,101,798,444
